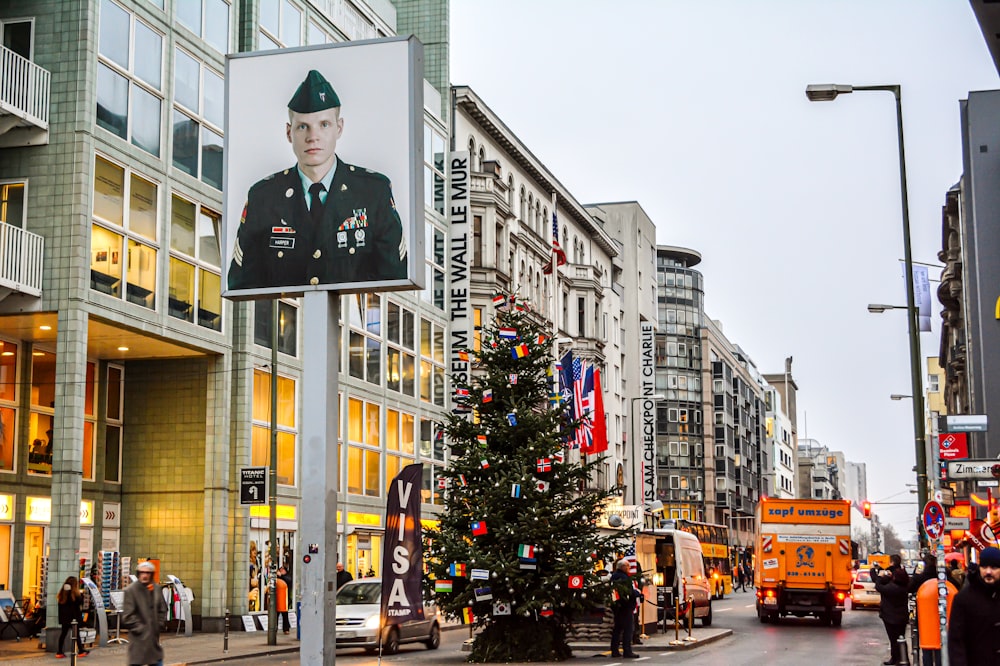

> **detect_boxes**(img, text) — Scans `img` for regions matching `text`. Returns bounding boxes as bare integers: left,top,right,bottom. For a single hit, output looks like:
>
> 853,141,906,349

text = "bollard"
224,609,230,653
70,619,78,666
669,593,683,645
897,630,911,666
684,596,696,642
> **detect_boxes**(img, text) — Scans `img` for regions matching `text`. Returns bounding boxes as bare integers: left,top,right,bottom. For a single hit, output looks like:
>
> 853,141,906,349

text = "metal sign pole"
299,292,340,665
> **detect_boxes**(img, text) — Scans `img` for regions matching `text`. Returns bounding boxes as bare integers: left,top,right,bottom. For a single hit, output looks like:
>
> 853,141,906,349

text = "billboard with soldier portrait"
222,36,424,298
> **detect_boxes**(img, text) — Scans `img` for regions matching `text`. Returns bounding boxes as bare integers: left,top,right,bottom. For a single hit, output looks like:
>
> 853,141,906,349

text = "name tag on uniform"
270,237,295,249
271,226,295,234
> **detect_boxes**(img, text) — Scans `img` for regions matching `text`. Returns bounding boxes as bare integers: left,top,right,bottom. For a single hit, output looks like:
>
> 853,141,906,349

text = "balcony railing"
0,224,44,297
0,44,50,130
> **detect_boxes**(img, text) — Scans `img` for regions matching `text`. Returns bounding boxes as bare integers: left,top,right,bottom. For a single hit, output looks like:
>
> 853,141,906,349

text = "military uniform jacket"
228,160,407,290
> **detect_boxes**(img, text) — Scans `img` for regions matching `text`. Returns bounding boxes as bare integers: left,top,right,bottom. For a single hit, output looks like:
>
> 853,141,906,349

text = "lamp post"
629,394,665,506
807,83,929,546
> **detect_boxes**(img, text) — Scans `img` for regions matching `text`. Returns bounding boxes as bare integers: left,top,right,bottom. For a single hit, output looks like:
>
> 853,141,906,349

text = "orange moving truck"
754,498,853,626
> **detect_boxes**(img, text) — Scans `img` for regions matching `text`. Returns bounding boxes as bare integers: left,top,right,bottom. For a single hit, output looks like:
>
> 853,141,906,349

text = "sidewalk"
568,626,732,653
0,619,468,665
0,630,299,666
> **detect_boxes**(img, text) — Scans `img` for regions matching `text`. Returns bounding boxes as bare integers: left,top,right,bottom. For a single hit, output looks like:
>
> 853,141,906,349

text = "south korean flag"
492,601,512,616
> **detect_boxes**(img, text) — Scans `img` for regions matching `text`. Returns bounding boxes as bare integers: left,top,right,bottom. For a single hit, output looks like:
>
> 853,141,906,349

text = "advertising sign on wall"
640,322,657,504
938,432,969,460
223,37,424,299
447,152,471,391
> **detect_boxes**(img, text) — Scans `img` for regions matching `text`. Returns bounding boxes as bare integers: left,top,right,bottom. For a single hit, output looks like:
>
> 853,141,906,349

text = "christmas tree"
424,300,625,662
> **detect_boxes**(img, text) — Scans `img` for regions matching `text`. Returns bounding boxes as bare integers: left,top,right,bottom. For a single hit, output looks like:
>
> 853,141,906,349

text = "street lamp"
867,303,907,314
890,394,912,401
629,394,665,506
807,82,929,545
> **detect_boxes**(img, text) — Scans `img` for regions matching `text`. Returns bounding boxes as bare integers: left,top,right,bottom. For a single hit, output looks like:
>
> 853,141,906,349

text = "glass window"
168,258,195,321
203,69,224,129
27,412,53,476
99,0,130,67
130,86,162,156
170,195,196,258
104,425,121,482
260,0,279,34
0,341,16,402
174,48,200,111
364,448,379,497
205,0,230,53
172,109,198,176
96,64,128,139
200,125,223,189
253,299,297,354
129,175,157,240
0,182,25,228
133,21,162,88
280,0,301,46
251,370,298,486
107,365,123,421
177,0,202,35
0,406,14,472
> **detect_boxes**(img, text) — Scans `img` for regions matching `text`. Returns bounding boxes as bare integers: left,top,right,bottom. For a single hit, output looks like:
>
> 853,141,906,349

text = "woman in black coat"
874,567,910,665
56,576,87,657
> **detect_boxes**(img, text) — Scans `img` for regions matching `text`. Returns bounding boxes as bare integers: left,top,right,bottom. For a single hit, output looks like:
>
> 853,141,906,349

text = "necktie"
308,182,326,220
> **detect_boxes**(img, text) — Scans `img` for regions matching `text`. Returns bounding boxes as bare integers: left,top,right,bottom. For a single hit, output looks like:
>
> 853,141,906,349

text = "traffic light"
863,500,872,519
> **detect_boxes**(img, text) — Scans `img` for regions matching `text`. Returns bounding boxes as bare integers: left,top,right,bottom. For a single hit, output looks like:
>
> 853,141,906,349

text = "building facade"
0,0,452,633
764,385,795,498
797,439,843,501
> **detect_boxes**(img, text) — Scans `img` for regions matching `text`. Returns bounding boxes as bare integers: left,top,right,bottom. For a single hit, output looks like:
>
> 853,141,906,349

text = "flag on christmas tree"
470,569,490,581
435,579,453,593
492,294,506,306
474,587,493,601
499,328,517,339
457,474,467,486
462,607,475,624
509,373,518,385
455,388,469,398
511,483,522,498
518,544,535,559
568,575,584,589
511,344,529,359
507,413,518,426
471,521,488,536
536,458,552,473
449,563,467,577
457,350,470,362
536,334,548,345
476,435,487,446
535,480,550,492
482,388,493,403
480,459,489,469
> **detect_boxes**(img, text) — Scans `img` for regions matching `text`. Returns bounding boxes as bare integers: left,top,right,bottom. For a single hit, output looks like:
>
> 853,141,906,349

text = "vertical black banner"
381,463,424,626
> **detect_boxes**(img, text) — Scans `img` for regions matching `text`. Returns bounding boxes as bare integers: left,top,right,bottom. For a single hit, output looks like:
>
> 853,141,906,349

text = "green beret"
288,70,341,113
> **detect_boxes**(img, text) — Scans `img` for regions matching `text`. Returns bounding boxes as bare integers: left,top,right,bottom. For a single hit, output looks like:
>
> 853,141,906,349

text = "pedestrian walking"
123,561,168,666
874,564,910,665
946,558,966,590
948,546,1000,666
609,560,640,659
55,576,87,658
735,563,746,592
336,562,353,590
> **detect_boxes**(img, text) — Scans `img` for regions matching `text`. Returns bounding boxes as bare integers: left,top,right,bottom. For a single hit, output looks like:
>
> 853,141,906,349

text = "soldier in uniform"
228,69,408,291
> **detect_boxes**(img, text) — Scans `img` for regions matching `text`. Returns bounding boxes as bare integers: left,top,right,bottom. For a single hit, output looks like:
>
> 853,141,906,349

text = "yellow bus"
675,520,732,599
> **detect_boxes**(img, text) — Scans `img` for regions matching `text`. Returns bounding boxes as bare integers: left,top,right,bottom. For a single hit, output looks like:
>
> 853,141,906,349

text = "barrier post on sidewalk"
224,609,230,653
70,619,78,666
684,596,696,642
669,594,683,646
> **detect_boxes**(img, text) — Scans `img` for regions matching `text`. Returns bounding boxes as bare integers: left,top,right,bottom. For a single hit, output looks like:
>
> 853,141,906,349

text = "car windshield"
857,570,872,583
337,581,381,605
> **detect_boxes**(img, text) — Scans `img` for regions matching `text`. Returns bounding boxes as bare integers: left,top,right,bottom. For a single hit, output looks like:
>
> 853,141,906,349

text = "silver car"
335,579,440,654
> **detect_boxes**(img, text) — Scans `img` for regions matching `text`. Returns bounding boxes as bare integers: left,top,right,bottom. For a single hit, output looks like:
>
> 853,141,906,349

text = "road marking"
744,604,755,608
716,607,733,611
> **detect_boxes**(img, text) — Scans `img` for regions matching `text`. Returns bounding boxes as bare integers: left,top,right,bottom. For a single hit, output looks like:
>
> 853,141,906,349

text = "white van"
637,529,713,626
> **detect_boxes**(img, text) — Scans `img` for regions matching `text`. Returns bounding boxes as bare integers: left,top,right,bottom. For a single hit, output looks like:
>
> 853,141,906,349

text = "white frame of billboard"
222,36,425,299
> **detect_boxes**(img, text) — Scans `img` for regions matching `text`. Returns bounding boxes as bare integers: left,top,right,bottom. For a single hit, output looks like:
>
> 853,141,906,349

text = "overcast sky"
450,1,1000,540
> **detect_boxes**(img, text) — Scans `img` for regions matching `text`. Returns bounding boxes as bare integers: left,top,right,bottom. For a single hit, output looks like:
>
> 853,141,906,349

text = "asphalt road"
236,591,898,665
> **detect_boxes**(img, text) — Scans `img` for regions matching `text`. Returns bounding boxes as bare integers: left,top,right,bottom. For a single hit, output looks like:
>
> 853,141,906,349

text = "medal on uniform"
353,208,368,226
337,231,348,248
355,229,366,247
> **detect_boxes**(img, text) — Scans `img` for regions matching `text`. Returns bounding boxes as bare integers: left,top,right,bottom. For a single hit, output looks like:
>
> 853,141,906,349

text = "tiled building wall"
120,357,209,615
393,0,448,116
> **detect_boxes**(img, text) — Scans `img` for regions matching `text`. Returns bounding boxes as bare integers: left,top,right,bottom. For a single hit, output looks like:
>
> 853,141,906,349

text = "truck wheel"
818,612,831,626
831,611,842,627
701,601,713,627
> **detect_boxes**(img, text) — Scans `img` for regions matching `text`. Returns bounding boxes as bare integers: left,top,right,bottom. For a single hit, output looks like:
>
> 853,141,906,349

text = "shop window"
91,156,158,308
169,195,222,329
251,370,297,486
172,48,224,189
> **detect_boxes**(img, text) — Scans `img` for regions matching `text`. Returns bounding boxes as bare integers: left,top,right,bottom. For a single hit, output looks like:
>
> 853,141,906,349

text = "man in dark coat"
228,69,407,292
609,560,640,659
874,566,909,665
335,562,353,590
123,561,168,666
948,546,1000,666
